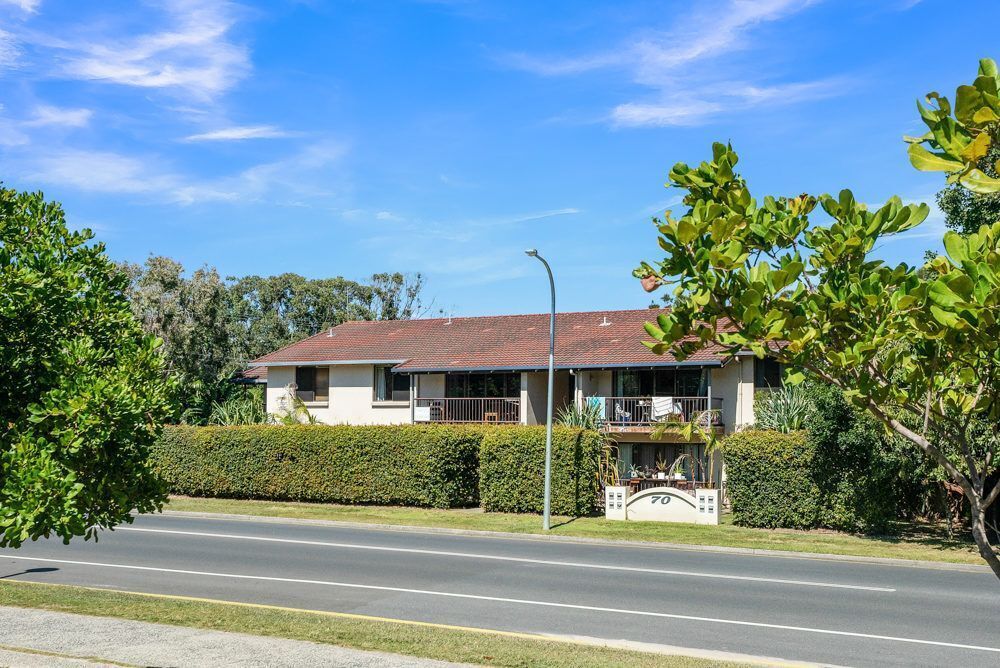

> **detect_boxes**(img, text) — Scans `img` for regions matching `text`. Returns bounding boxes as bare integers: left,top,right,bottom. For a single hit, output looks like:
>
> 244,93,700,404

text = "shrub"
479,426,603,516
151,424,484,508
208,388,267,425
723,430,820,529
753,385,813,432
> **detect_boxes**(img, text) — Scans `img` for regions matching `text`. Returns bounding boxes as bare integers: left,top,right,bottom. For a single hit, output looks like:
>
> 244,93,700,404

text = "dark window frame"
295,366,329,403
374,365,410,402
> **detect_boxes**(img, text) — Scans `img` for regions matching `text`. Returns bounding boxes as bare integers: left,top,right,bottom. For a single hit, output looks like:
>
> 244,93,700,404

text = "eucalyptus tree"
636,59,1000,576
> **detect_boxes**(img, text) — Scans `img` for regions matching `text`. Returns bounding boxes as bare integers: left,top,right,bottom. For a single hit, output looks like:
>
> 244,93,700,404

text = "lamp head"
524,248,538,257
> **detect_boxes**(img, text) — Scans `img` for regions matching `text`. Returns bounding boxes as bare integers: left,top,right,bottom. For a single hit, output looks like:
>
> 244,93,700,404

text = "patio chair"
614,403,631,423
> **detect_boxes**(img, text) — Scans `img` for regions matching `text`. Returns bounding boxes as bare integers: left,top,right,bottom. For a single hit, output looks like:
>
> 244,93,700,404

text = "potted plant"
670,455,688,481
654,456,669,480
628,463,643,480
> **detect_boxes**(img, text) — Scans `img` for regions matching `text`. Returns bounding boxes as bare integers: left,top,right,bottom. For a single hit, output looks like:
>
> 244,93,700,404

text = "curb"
158,510,989,573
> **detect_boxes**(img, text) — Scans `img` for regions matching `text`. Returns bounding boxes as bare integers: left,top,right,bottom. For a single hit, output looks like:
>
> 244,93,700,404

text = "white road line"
115,526,894,592
4,555,996,655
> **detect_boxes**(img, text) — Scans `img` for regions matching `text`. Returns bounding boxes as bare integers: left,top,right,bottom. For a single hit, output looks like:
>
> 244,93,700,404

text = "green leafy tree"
636,59,1000,576
936,145,1000,235
0,187,174,547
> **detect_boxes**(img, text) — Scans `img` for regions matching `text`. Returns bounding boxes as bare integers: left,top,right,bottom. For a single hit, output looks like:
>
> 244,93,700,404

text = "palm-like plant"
753,384,813,433
208,389,267,425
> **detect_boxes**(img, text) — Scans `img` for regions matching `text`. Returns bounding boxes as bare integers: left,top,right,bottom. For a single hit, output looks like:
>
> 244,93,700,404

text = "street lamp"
525,248,555,531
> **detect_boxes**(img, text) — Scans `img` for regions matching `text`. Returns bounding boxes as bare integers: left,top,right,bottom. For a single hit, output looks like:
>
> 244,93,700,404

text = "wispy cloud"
23,104,92,127
48,0,249,101
505,0,834,127
183,125,296,142
0,28,19,69
0,0,41,12
24,149,180,195
15,139,349,206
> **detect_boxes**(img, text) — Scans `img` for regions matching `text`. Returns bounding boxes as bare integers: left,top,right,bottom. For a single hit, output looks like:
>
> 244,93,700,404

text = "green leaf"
907,143,963,173
943,232,969,263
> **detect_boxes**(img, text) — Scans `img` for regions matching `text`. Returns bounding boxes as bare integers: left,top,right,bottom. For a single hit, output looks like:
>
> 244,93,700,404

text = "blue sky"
0,0,996,316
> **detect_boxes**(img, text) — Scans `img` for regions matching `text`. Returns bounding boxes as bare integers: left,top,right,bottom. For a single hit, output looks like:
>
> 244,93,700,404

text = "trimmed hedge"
479,426,603,516
724,425,898,533
723,430,820,529
151,425,484,508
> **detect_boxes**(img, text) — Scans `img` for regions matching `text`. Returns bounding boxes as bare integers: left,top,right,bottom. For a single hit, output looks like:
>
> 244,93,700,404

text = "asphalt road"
1,512,997,667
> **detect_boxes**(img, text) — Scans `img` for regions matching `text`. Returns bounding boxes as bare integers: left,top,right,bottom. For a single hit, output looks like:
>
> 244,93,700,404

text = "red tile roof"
232,366,268,383
251,309,732,372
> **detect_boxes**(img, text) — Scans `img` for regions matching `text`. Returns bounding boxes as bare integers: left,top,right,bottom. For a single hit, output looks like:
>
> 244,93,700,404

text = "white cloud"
183,125,295,142
375,210,403,222
23,105,92,127
24,149,180,194
0,28,20,69
53,0,249,101
611,79,841,127
506,0,832,127
0,0,41,12
12,139,348,207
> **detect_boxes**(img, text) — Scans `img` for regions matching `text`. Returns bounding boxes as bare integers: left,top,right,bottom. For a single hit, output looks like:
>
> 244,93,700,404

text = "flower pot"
656,472,666,480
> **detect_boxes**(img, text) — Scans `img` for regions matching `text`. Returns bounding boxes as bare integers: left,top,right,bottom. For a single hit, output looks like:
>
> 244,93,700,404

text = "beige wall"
576,369,612,397
416,374,445,398
707,360,755,433
264,364,410,425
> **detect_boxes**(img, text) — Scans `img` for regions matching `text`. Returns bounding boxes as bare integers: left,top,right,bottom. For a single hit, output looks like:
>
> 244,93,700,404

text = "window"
295,366,329,403
754,357,783,389
445,373,519,398
612,368,706,397
374,365,410,402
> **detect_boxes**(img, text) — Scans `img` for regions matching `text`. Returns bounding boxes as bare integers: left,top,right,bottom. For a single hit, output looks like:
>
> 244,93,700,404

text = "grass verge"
165,496,982,565
0,580,747,668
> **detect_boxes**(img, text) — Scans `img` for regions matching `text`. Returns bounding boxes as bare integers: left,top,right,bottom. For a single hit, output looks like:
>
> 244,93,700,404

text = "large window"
612,368,706,397
754,357,783,389
295,366,329,403
374,365,410,402
445,373,520,398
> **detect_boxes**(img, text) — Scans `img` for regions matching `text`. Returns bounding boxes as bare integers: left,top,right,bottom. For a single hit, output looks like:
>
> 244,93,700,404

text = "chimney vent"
598,316,612,327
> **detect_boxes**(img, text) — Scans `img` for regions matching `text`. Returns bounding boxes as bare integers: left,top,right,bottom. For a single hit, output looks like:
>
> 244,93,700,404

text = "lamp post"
525,249,555,531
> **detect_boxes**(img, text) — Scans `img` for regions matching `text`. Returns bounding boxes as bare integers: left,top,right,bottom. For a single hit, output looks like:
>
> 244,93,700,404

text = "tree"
635,59,1000,577
936,145,1000,235
0,187,174,547
123,257,233,423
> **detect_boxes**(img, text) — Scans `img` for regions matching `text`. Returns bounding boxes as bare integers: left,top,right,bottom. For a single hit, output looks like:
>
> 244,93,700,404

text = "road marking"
6,555,996,655
4,581,815,667
115,526,894,592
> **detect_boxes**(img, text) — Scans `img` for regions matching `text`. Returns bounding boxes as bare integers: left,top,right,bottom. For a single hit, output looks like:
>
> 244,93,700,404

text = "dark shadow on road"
0,567,59,580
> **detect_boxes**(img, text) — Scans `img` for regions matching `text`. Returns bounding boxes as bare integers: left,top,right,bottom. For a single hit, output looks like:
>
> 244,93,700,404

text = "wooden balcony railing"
600,396,723,427
414,397,521,424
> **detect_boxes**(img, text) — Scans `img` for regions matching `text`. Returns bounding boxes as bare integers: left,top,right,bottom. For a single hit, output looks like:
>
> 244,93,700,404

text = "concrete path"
0,606,464,668
1,512,998,667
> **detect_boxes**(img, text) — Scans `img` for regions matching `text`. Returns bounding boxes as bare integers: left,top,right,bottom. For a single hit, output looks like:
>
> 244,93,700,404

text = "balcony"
414,397,521,424
600,396,723,434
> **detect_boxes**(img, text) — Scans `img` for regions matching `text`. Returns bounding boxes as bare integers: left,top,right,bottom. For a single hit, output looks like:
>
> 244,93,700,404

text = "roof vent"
326,327,335,337
598,316,612,327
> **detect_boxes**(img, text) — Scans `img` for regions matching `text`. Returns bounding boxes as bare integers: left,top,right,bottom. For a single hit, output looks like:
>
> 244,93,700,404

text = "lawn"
0,580,748,668
164,496,982,565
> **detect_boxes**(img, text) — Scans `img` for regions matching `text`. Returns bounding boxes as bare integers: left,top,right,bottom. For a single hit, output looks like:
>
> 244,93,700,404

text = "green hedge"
724,425,898,533
150,425,484,508
479,426,603,516
723,430,820,529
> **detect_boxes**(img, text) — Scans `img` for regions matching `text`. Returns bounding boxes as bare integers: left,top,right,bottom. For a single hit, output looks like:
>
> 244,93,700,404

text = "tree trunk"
970,501,1000,579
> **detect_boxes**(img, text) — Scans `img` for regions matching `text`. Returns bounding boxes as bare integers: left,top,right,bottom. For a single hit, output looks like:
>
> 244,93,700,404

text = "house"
249,308,776,482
